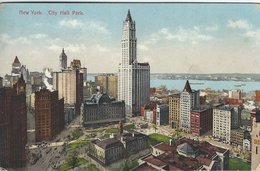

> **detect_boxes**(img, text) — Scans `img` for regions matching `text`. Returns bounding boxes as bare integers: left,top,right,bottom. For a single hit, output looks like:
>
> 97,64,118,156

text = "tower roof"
125,9,133,22
183,80,192,93
13,56,21,64
59,48,67,58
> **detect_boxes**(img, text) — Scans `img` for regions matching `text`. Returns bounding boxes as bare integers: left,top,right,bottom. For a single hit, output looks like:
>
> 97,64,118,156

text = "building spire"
13,56,21,64
183,80,192,93
125,9,132,22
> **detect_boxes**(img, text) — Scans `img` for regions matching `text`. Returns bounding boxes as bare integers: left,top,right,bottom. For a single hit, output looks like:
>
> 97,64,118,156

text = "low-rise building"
190,105,213,136
133,137,229,171
81,93,125,126
88,131,149,165
230,129,244,147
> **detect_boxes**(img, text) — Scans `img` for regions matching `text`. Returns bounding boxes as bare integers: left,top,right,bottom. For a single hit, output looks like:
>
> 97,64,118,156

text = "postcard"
0,2,259,171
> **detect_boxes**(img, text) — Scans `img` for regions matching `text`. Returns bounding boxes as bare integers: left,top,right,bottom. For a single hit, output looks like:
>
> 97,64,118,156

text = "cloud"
245,30,260,45
154,27,212,44
30,33,47,39
58,19,109,35
47,43,86,53
85,21,109,35
59,19,83,28
205,25,218,31
227,19,252,30
0,34,31,45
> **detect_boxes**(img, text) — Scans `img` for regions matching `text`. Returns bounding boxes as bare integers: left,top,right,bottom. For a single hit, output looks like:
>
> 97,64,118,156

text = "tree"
66,151,79,169
152,124,157,132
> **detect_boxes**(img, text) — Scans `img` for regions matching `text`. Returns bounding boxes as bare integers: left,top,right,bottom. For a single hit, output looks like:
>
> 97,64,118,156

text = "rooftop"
130,162,159,171
214,104,234,111
146,137,228,170
92,131,147,150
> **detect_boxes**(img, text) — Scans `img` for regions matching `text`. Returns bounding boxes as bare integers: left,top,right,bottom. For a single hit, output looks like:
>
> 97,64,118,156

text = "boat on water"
190,82,205,85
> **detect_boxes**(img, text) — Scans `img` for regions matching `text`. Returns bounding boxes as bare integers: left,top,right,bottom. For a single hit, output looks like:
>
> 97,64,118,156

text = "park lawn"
124,124,136,131
71,129,84,140
66,139,89,152
229,158,251,171
80,164,99,171
99,133,110,139
148,133,171,146
116,160,139,171
57,157,88,171
85,129,105,133
105,128,119,134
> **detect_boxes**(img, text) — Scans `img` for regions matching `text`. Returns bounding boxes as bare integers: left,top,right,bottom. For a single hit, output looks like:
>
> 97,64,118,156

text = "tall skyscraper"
53,69,83,115
118,10,150,116
11,56,21,77
35,89,64,142
0,75,27,168
168,93,181,129
59,48,67,70
180,80,200,133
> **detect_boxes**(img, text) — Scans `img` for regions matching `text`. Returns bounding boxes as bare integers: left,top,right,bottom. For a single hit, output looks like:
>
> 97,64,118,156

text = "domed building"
81,93,125,127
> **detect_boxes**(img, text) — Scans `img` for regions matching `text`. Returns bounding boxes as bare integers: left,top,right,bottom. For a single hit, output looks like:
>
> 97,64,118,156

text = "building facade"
213,105,234,143
228,89,241,99
88,131,149,165
156,104,169,126
256,90,260,103
35,89,64,142
0,76,27,168
168,93,180,129
95,74,118,98
190,106,213,136
180,80,200,133
250,108,259,131
134,137,229,171
251,111,260,170
230,129,244,147
81,93,125,126
118,10,150,116
53,68,83,115
0,77,3,88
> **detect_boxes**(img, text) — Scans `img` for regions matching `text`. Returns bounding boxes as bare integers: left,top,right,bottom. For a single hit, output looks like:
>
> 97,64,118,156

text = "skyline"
1,3,260,76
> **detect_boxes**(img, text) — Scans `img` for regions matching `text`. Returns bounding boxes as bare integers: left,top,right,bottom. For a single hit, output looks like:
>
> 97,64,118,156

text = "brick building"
190,106,213,136
133,137,229,171
255,90,260,103
35,89,64,142
0,75,27,168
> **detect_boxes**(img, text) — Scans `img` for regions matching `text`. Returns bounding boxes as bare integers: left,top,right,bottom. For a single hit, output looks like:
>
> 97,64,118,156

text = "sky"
1,3,260,76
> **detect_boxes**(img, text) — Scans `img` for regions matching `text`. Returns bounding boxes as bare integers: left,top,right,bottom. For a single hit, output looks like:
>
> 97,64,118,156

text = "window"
257,146,258,155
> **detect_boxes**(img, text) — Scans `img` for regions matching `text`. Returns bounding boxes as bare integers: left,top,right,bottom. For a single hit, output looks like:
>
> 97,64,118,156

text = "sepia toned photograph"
0,2,260,171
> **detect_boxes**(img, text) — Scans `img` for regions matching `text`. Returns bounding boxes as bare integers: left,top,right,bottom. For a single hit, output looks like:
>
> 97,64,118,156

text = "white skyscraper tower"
118,10,150,117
